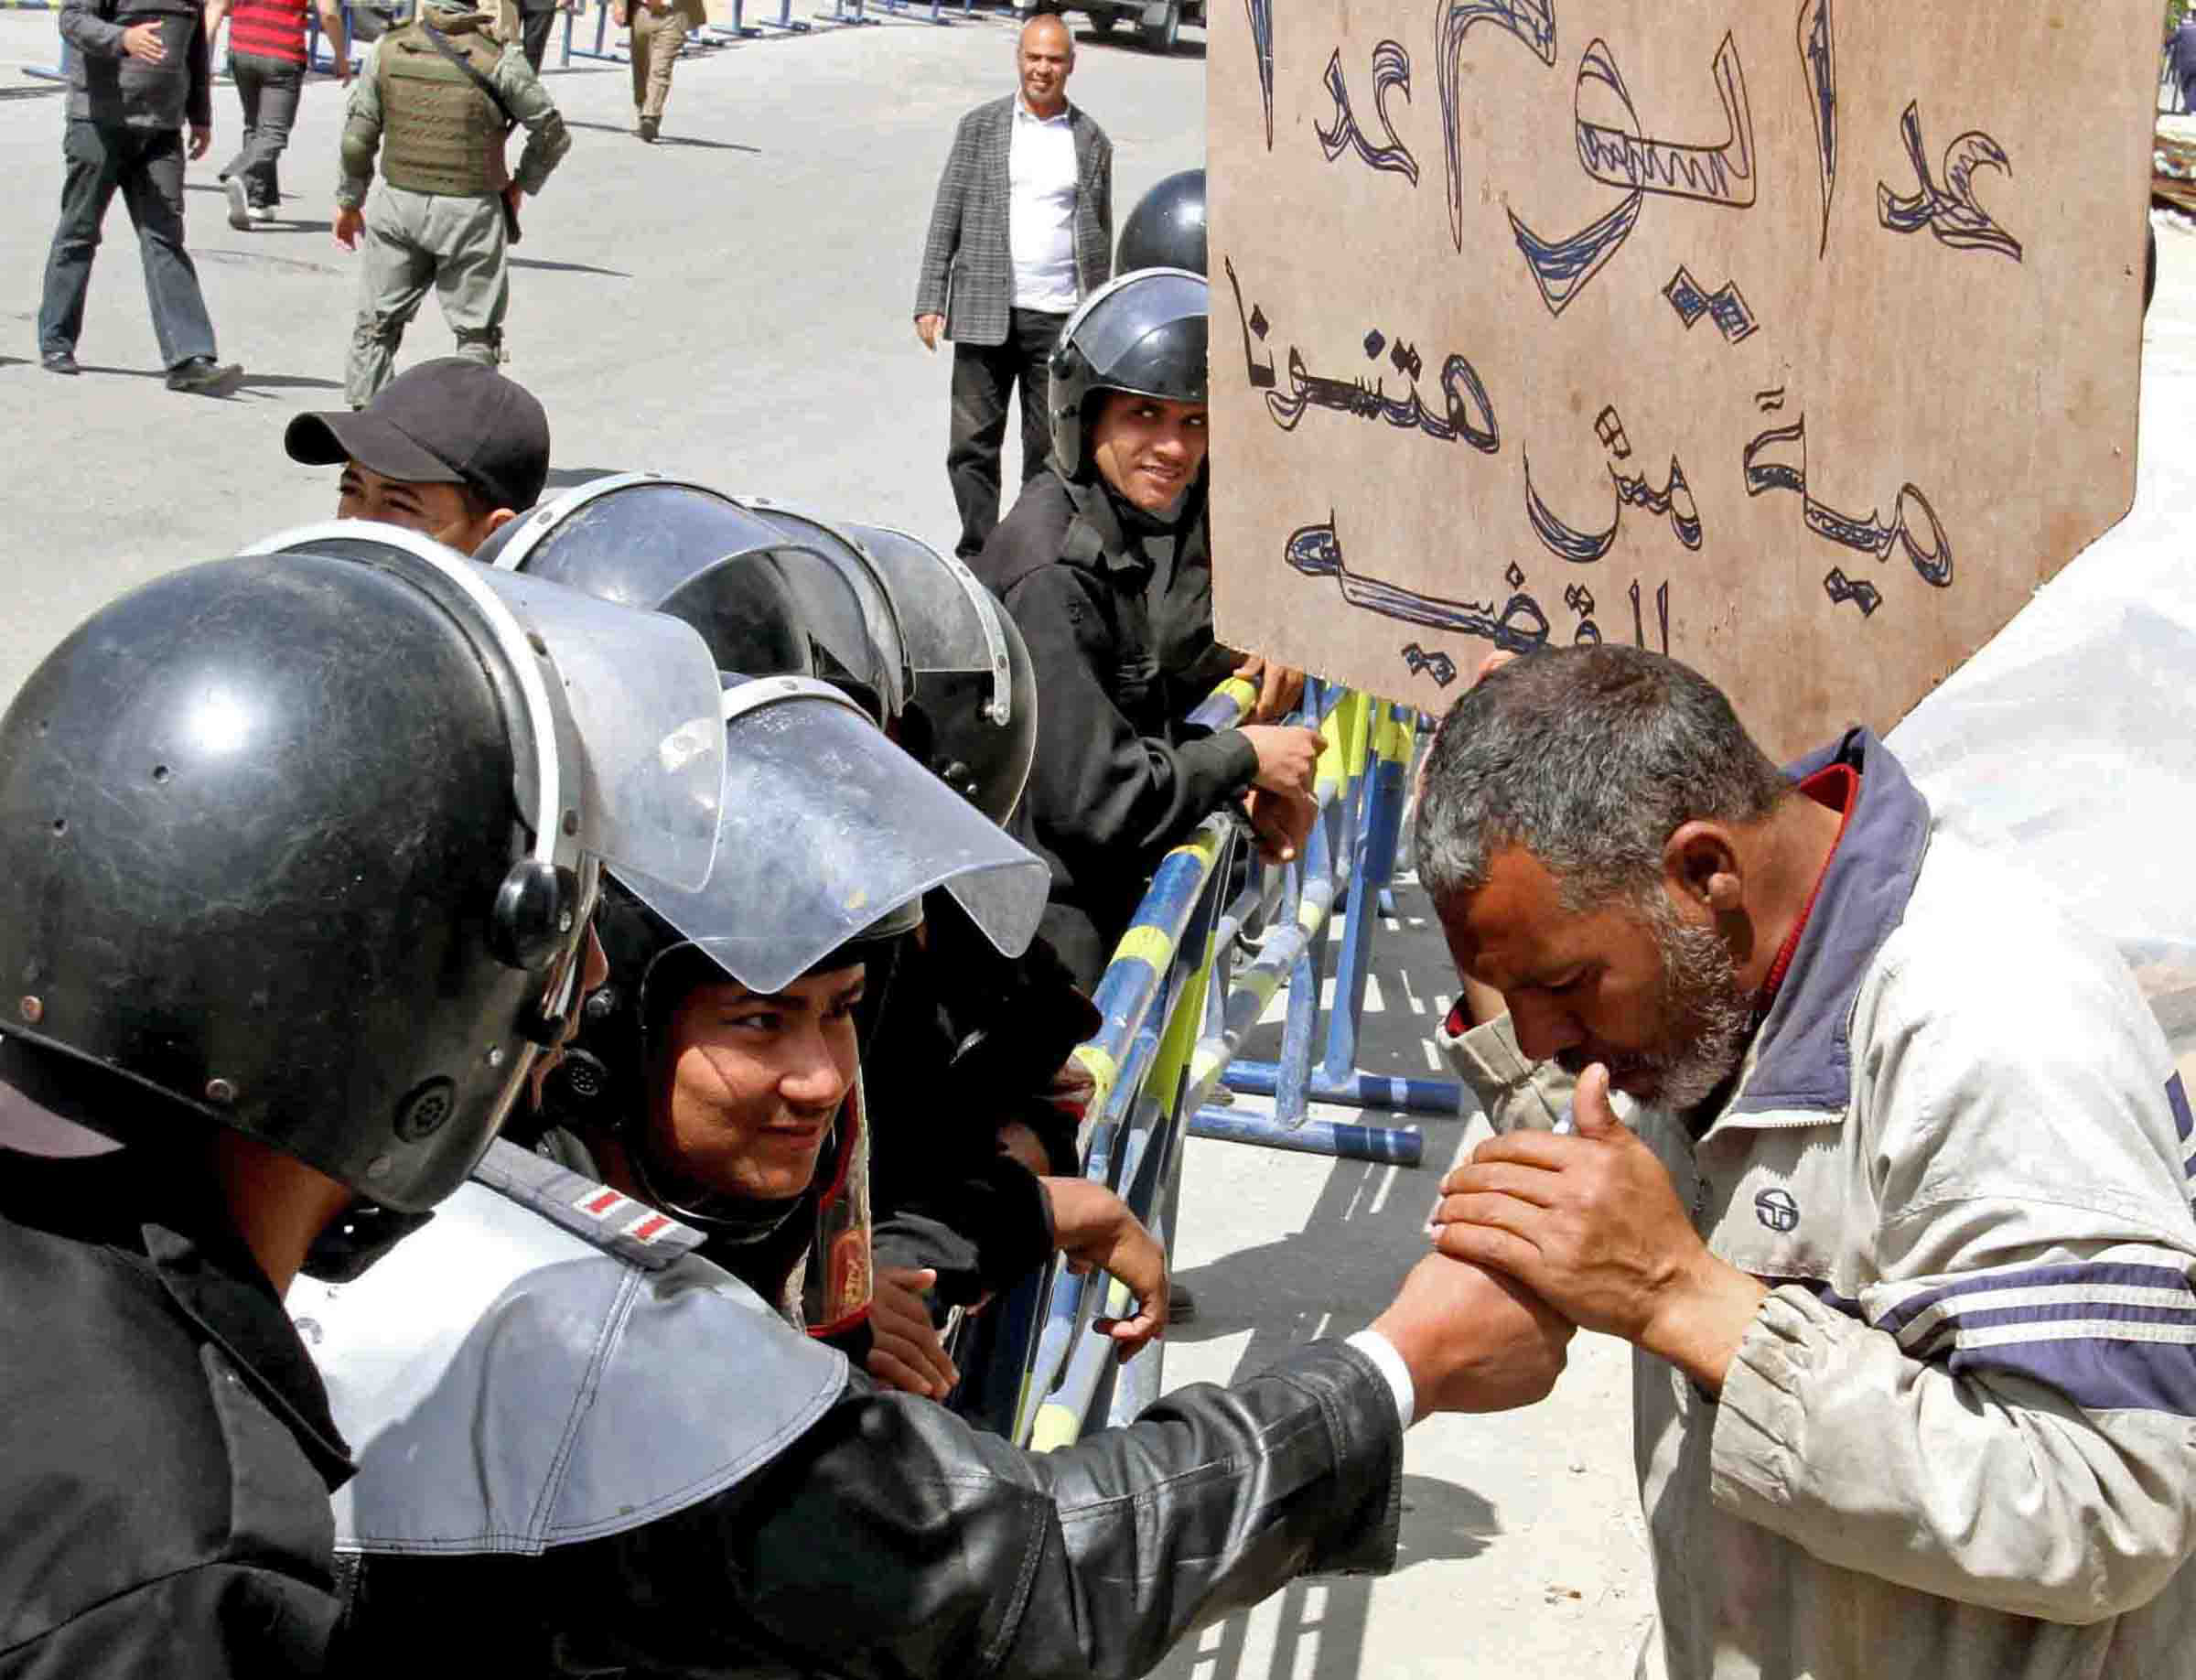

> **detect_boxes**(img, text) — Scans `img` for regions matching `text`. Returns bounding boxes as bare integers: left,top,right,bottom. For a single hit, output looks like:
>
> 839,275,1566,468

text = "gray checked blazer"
913,93,1114,349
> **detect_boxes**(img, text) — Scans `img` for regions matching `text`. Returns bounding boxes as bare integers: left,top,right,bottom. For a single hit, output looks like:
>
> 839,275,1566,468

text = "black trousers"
220,51,305,210
519,5,556,71
38,119,219,368
947,307,1066,561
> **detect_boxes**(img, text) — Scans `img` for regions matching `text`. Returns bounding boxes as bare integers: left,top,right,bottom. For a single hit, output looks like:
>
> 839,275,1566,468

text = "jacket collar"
1059,471,1150,581
0,1132,356,1491
989,93,1094,167
1721,727,1933,1124
143,1215,356,1490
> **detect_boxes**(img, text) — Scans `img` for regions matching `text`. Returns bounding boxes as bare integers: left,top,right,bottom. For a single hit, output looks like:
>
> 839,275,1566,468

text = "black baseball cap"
285,359,552,515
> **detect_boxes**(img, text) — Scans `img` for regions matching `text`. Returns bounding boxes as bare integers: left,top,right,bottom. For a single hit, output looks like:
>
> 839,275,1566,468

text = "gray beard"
1631,899,1755,1114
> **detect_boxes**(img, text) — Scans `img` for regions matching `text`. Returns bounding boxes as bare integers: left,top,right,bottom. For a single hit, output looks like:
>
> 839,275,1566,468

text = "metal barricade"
303,2,363,79
705,0,808,40
11,8,68,86
562,0,627,63
955,674,1456,1452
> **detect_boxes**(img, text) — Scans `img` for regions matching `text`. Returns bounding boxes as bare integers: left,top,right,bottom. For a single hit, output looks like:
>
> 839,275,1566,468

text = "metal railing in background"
954,674,1460,1452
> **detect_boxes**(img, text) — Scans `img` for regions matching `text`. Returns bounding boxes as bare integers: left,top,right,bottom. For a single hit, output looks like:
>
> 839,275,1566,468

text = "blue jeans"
37,119,219,368
221,52,305,210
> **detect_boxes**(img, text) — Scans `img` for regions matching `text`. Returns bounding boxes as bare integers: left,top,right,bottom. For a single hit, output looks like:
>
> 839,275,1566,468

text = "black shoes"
41,350,81,375
167,356,242,396
638,115,659,143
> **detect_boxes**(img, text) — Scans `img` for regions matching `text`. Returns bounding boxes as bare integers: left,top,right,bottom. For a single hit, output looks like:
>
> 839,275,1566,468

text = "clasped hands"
1401,1063,1770,1414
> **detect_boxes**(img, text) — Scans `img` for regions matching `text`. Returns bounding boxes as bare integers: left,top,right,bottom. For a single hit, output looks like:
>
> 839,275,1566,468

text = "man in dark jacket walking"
38,0,242,392
913,13,1111,560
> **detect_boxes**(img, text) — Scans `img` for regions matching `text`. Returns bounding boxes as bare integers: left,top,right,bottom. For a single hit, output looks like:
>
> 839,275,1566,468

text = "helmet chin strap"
619,1119,810,1244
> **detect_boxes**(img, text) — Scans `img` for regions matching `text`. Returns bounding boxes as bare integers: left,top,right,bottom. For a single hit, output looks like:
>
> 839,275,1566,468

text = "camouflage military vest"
375,16,510,198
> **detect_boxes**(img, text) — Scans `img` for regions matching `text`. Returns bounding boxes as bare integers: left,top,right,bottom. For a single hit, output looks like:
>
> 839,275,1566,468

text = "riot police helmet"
539,672,1050,1141
834,522,1037,824
1049,268,1210,483
479,474,910,726
0,523,727,1212
1116,168,1207,276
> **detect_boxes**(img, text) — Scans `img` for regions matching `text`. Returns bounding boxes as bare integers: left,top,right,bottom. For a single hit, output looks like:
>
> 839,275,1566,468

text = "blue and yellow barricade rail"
955,674,1462,1453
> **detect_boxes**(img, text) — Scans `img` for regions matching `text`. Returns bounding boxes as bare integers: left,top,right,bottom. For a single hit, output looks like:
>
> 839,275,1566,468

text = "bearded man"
1417,646,2196,1680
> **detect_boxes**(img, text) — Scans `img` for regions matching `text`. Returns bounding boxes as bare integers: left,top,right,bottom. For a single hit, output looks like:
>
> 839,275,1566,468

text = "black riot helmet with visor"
536,673,1050,1169
479,474,910,727
480,473,1045,956
0,523,727,1215
1115,168,1208,276
827,521,1036,825
1048,267,1210,484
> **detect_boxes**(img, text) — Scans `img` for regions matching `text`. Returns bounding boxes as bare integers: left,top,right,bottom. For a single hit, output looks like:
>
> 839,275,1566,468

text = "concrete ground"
2,14,2194,1677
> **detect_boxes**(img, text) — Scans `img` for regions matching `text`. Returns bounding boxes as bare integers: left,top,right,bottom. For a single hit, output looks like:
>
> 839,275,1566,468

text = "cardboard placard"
1209,1,2156,758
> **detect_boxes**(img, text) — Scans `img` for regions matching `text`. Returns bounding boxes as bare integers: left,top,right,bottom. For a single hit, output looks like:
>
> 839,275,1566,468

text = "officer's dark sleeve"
185,11,210,129
57,0,125,59
1006,565,1258,876
561,1341,1403,1679
33,1565,338,1678
872,1155,1054,1300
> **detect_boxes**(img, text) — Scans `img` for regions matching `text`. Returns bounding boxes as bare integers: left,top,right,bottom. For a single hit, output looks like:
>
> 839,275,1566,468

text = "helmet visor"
616,676,1050,995
846,523,1003,677
241,522,726,892
1064,269,1210,394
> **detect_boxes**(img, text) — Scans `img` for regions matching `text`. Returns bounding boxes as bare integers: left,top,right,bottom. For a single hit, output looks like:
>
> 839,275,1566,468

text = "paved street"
3,12,2194,1675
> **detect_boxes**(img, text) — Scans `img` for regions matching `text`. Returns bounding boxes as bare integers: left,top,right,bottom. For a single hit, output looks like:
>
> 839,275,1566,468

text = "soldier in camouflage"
333,0,569,406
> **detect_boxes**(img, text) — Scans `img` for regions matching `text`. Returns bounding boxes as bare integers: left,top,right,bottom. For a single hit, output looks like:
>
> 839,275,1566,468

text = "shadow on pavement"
511,255,632,276
1153,880,1493,1680
238,372,344,391
563,117,760,152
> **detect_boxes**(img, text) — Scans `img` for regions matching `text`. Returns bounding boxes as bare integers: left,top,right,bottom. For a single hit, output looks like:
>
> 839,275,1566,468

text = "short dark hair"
1414,647,1791,909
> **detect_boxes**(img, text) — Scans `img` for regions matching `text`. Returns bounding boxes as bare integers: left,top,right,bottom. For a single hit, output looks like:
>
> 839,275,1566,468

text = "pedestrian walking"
913,13,1112,560
38,0,242,393
2171,16,2196,116
333,0,569,406
505,0,560,70
614,0,705,142
204,0,350,229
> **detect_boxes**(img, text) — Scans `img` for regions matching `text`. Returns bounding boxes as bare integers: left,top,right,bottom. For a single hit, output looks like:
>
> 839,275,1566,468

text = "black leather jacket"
333,1341,1401,1678
974,471,1258,987
0,1138,353,1679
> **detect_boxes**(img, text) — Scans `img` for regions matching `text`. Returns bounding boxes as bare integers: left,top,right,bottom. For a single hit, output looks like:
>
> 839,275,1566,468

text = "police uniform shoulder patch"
470,1138,705,1269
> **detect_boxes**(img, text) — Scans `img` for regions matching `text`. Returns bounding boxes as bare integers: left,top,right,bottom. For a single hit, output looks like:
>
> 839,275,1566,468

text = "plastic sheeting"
1889,427,2196,1058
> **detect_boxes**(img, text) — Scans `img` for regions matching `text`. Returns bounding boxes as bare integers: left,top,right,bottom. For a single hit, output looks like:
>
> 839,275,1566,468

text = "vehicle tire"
1086,3,1116,31
1139,0,1177,51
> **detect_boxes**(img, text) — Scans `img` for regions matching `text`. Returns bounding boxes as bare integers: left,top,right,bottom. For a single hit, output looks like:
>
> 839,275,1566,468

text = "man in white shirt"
913,14,1113,559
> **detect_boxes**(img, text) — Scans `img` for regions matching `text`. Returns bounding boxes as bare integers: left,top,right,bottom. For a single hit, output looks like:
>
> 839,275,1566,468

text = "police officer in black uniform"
477,478,1145,1393
974,267,1325,988
288,628,1577,1680
0,527,727,1675
1113,170,1305,732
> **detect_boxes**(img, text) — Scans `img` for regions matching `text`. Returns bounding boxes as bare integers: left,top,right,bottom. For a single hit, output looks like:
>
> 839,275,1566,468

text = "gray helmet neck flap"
1048,267,1211,482
0,523,726,1214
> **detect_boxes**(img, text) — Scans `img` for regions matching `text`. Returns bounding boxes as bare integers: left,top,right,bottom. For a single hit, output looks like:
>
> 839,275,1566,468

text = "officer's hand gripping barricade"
953,677,1462,1449
0,522,727,1214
